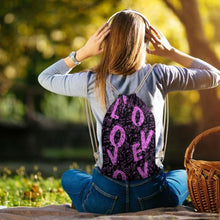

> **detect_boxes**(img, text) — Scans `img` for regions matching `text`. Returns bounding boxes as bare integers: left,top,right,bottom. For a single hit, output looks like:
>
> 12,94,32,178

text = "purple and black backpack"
101,92,160,180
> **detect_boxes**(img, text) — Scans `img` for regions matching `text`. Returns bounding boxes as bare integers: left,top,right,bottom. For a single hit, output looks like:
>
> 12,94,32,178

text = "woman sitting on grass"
38,9,220,214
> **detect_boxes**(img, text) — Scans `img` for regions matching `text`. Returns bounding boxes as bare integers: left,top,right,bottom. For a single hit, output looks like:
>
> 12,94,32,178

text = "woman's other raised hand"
146,25,173,58
146,25,194,67
65,23,110,68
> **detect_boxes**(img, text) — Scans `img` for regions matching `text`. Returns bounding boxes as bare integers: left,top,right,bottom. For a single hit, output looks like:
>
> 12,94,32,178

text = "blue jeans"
61,167,188,214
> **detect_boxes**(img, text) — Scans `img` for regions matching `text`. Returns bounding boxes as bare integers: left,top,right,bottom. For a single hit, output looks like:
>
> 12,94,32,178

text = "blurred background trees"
0,0,219,165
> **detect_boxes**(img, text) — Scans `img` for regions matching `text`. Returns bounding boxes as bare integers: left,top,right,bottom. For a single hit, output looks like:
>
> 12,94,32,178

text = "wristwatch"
69,51,81,65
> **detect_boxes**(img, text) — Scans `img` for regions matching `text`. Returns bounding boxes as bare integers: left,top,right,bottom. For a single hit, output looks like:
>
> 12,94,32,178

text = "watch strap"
69,51,81,65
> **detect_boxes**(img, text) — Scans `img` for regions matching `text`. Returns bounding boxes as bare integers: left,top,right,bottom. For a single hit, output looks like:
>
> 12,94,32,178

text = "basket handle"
184,126,220,167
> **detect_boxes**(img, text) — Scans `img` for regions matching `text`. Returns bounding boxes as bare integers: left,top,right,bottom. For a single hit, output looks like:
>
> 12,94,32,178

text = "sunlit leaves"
198,0,220,43
36,35,54,59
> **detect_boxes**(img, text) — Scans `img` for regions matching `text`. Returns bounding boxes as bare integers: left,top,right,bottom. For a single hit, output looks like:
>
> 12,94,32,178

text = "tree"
163,0,220,129
163,0,220,160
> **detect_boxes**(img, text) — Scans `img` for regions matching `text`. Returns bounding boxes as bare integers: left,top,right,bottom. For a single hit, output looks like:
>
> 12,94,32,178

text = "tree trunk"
163,0,220,160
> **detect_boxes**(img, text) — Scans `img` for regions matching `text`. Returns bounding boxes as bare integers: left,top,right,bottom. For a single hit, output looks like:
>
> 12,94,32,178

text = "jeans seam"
138,197,144,210
138,188,162,201
82,182,118,214
138,188,162,211
110,195,118,214
93,183,118,199
82,182,93,212
125,182,129,212
138,186,165,210
164,184,179,205
93,183,118,214
179,189,189,202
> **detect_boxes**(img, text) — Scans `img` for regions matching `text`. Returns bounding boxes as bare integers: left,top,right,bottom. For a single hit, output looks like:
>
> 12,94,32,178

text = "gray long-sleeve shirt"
38,59,220,168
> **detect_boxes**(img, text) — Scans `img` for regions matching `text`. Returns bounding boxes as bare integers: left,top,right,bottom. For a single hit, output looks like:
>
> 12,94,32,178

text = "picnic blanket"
0,204,219,220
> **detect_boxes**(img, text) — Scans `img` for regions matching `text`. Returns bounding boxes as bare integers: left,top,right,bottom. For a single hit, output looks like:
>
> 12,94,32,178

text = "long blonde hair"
94,10,148,112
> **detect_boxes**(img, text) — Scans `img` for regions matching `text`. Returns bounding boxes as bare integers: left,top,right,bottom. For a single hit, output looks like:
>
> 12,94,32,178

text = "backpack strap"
135,64,169,163
85,99,99,162
107,75,120,98
161,95,169,162
134,64,169,163
135,64,156,94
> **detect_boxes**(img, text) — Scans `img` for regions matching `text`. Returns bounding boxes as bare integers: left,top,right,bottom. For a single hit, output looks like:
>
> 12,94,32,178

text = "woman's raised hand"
146,26,174,58
76,23,110,60
146,25,195,67
65,23,110,68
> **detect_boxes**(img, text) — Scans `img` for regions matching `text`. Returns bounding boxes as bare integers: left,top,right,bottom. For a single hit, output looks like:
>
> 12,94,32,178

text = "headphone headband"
107,10,150,47
107,10,150,29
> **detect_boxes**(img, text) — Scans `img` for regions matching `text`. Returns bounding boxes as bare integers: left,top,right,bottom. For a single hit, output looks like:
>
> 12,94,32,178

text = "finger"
152,26,167,42
97,26,110,41
145,32,159,45
150,26,162,39
145,25,151,34
102,28,110,39
149,25,159,35
96,23,109,36
146,27,159,39
154,28,164,39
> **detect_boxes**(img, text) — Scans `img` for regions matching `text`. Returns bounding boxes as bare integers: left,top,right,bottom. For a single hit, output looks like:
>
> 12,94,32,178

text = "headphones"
107,10,151,47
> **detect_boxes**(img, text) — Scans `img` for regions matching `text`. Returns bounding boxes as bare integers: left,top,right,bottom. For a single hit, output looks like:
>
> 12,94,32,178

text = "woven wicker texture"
184,126,220,213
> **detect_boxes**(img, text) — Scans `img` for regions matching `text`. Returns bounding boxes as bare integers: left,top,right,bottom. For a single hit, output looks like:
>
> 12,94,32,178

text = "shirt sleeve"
155,58,220,93
38,59,88,98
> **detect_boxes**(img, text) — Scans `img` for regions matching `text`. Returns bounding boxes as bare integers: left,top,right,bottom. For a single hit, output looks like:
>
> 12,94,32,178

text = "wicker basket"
184,126,220,213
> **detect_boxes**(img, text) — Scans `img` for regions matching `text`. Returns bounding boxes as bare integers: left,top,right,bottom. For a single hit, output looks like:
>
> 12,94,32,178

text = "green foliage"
40,93,87,123
0,93,25,122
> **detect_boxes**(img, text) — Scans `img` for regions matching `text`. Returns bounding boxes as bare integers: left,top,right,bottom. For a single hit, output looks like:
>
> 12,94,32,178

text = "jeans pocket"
83,183,118,214
138,186,165,210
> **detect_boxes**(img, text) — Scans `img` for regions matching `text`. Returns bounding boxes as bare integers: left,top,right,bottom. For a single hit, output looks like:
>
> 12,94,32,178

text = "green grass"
0,163,93,207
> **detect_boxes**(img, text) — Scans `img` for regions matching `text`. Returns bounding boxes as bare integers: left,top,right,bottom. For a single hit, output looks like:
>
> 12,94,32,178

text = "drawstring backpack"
85,64,169,180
